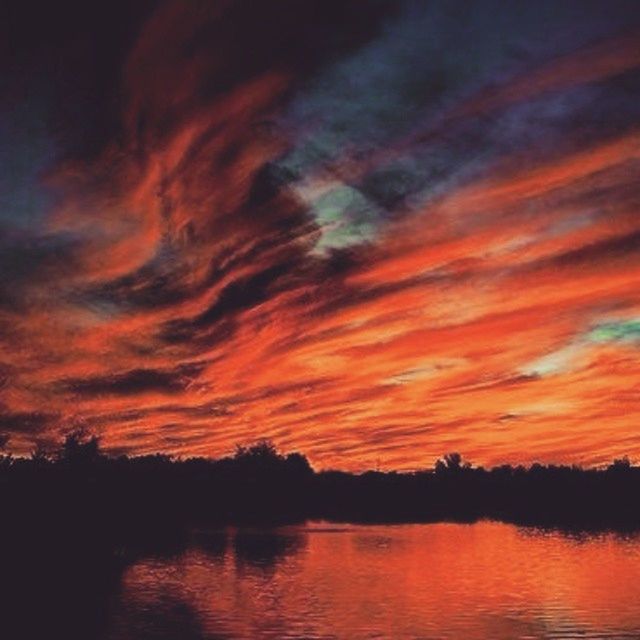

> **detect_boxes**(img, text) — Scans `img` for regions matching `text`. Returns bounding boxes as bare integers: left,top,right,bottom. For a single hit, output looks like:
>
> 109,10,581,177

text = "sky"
1,0,640,470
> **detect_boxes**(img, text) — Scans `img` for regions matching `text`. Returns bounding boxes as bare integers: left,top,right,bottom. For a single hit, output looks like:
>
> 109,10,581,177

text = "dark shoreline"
2,439,640,535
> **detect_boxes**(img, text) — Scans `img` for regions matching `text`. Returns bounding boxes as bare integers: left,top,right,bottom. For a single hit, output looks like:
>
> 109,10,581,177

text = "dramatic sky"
2,0,640,469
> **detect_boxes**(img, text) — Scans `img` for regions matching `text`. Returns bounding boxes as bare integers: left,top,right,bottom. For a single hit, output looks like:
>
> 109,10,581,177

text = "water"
106,522,640,639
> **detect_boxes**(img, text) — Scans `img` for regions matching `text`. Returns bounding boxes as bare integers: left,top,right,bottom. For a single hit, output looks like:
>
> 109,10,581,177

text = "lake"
105,521,640,639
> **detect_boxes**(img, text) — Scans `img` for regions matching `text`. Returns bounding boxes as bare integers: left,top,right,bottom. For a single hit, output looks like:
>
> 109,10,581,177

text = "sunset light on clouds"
2,0,640,470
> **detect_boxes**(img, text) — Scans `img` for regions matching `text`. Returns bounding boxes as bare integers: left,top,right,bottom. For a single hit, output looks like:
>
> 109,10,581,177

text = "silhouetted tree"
285,452,313,476
435,452,470,474
234,439,280,462
608,456,632,473
30,443,51,465
59,430,102,464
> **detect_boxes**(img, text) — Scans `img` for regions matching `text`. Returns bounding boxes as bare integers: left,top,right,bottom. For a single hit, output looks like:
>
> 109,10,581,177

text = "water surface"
107,522,640,639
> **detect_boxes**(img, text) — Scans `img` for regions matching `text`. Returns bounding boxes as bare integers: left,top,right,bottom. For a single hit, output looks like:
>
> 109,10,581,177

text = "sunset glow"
2,1,640,470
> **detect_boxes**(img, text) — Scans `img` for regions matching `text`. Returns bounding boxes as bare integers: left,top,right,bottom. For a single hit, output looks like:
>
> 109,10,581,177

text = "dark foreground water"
104,522,640,640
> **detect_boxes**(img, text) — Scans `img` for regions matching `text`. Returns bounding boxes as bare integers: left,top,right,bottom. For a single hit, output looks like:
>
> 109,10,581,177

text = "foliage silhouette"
59,429,103,464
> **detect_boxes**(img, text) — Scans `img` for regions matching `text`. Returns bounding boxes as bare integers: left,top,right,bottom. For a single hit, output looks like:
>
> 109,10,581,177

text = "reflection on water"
107,522,640,640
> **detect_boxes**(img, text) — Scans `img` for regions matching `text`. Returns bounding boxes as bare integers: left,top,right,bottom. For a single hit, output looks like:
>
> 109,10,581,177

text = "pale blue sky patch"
293,181,383,252
588,319,640,344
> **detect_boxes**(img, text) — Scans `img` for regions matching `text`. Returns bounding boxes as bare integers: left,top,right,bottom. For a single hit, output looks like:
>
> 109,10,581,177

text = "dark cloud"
0,0,157,162
160,257,302,348
0,228,81,308
0,410,57,432
63,365,204,397
542,228,640,270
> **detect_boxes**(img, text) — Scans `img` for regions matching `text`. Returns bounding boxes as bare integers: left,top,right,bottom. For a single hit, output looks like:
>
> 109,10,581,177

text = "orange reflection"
114,522,640,640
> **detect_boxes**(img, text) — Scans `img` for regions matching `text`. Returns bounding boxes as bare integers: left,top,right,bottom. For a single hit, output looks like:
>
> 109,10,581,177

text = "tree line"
1,432,638,532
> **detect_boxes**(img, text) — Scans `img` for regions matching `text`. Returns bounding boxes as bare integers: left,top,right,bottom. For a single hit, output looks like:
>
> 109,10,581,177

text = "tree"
435,452,470,474
285,452,313,476
234,439,280,462
30,442,52,465
59,430,102,464
608,456,632,473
